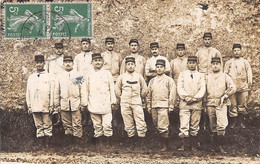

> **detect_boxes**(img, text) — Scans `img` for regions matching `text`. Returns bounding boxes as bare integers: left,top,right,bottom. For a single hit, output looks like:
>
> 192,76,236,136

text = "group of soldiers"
26,32,253,152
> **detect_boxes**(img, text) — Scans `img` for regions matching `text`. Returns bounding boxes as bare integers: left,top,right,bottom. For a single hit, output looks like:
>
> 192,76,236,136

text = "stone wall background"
0,0,259,110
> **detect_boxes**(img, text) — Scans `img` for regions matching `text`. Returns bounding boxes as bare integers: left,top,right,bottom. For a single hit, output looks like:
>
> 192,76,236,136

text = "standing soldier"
206,57,236,153
145,42,170,84
170,43,188,83
54,56,87,143
115,57,148,143
26,55,53,145
86,53,117,144
101,37,122,130
146,59,177,151
120,39,146,77
177,56,206,151
224,44,252,129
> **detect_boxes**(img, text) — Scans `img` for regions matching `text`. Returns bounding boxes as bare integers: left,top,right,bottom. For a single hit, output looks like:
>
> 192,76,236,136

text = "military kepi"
188,56,198,62
105,37,115,43
55,43,63,49
81,38,91,43
129,39,139,45
203,32,212,39
125,57,135,63
211,57,221,63
233,43,241,49
150,42,159,49
92,53,103,60
35,55,44,61
63,56,73,61
176,43,185,49
155,59,165,66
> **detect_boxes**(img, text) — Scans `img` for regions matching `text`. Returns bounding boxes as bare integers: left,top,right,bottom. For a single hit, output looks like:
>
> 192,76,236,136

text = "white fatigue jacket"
206,72,236,107
102,50,122,82
120,53,146,77
73,51,94,75
54,70,87,111
145,55,170,77
147,74,177,109
86,68,116,115
26,70,53,113
224,58,252,92
177,70,206,110
45,54,64,80
170,56,188,82
195,47,223,75
115,72,148,105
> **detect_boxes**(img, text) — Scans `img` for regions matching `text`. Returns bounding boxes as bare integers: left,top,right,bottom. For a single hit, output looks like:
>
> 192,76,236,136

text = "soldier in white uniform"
147,59,177,151
86,53,117,144
177,56,206,151
115,57,148,143
26,55,53,144
145,42,170,84
224,44,253,129
206,57,236,153
54,56,87,143
120,39,146,77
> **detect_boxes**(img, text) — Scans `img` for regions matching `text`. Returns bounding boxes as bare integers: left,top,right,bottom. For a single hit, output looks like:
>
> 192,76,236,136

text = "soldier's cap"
35,55,44,62
125,57,135,63
233,43,242,49
187,56,198,62
92,53,103,60
105,37,115,43
150,42,159,49
203,32,212,39
81,38,91,43
55,43,63,49
63,56,73,62
211,57,221,63
176,43,185,49
129,39,139,45
155,59,166,67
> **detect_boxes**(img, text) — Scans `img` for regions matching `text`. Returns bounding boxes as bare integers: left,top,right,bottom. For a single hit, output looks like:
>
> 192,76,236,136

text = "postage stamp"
50,3,92,38
5,4,47,39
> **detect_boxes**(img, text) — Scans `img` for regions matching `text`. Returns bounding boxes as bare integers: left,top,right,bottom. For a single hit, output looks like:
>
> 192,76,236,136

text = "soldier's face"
36,61,45,71
233,48,241,58
126,62,136,73
151,47,159,56
187,61,197,71
203,37,212,47
64,60,73,71
212,62,221,72
129,43,139,53
55,48,63,55
92,58,104,70
105,42,114,51
156,65,165,75
82,41,90,52
176,48,185,57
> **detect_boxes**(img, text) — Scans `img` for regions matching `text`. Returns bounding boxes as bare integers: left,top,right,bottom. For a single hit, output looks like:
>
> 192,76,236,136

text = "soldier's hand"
111,104,117,110
28,107,32,114
185,97,193,104
169,107,174,113
49,106,54,114
79,105,86,112
147,107,152,114
220,94,228,108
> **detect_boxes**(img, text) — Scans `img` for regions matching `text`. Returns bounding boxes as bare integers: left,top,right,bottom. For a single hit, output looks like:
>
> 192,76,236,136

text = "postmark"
50,3,92,38
5,3,47,39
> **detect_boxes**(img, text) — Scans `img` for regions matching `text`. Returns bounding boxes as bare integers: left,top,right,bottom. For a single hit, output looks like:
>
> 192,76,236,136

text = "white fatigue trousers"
207,106,228,136
229,91,248,117
61,110,82,137
121,104,147,137
32,113,52,138
151,108,169,138
179,108,201,138
90,112,113,138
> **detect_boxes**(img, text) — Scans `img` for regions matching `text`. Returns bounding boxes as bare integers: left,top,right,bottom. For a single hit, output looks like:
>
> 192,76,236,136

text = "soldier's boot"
238,114,246,129
178,138,185,151
45,136,52,149
217,135,227,154
190,136,199,151
229,117,237,129
210,133,217,152
160,137,168,151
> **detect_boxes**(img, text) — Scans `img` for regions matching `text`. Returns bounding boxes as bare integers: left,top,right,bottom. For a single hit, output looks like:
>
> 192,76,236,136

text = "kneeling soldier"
206,57,236,153
26,55,53,145
54,56,87,143
147,59,177,151
177,56,206,151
